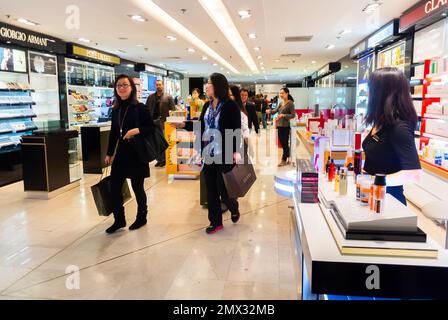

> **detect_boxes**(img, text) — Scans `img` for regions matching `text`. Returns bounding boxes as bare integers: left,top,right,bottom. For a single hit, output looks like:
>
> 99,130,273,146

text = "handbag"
130,109,169,164
222,163,257,199
91,168,132,216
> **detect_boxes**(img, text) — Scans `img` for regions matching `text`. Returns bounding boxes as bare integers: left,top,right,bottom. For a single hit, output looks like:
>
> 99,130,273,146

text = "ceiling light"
187,48,196,53
132,0,239,74
213,63,218,66
312,61,316,64
136,44,144,47
326,44,335,50
202,56,208,61
78,38,91,43
254,47,261,51
259,62,264,65
257,56,262,60
238,10,252,19
199,0,259,74
166,35,177,41
339,29,352,36
248,33,257,39
275,59,280,62
17,18,39,26
129,14,147,22
362,2,382,14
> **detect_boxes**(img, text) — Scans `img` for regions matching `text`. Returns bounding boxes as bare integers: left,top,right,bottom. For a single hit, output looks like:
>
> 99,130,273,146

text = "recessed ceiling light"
339,29,352,36
362,2,382,14
248,33,257,39
129,14,147,22
213,63,218,66
78,38,91,43
275,59,280,63
259,62,264,65
312,61,316,64
202,56,208,61
127,64,134,68
166,35,177,41
187,48,196,53
136,44,144,47
238,10,252,19
326,44,335,50
17,18,38,26
254,47,261,51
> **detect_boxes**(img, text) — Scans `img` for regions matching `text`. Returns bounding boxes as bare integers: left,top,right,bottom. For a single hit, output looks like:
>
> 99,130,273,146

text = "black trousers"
278,127,291,161
111,173,147,220
203,164,239,227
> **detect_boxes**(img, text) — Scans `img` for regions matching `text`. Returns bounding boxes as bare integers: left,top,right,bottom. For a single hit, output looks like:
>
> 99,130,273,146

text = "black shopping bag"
222,164,257,199
91,170,132,216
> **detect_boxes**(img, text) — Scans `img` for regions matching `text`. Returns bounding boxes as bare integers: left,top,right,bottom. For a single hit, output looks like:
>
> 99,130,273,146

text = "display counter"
22,129,81,199
81,123,111,174
291,174,448,300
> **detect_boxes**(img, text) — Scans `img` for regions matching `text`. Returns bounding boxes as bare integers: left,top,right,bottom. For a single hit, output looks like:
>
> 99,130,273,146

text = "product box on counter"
296,159,319,203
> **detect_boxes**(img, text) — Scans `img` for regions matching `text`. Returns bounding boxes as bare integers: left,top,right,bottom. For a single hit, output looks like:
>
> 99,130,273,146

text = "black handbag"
130,108,169,164
91,168,132,216
222,163,257,199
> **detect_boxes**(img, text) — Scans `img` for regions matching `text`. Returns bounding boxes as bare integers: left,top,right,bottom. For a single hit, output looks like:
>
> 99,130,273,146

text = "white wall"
289,88,309,110
255,84,283,99
181,78,190,101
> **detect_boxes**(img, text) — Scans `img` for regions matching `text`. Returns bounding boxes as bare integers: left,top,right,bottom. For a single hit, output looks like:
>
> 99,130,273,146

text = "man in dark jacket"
145,80,176,167
240,89,259,134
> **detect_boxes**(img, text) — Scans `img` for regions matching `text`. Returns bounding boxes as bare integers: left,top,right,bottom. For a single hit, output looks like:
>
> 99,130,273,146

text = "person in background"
240,89,259,134
255,94,263,128
188,88,204,118
230,86,250,160
145,79,176,168
104,74,154,234
362,68,421,205
173,74,242,234
261,95,268,129
267,87,296,167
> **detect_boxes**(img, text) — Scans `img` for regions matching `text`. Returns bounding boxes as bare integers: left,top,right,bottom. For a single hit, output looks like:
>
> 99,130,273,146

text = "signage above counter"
0,21,66,54
135,63,168,77
400,0,448,32
67,43,121,66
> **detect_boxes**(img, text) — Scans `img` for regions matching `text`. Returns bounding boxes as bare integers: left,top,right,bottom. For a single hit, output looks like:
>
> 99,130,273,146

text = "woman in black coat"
176,73,243,234
104,74,154,234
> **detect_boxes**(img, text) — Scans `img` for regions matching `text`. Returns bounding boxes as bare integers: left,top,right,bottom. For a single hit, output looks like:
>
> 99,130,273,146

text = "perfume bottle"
373,175,387,214
353,133,363,182
339,167,348,196
328,160,336,182
334,168,340,193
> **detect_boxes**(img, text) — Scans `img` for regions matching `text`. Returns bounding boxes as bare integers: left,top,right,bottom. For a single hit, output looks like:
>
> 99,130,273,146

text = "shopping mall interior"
1,0,448,301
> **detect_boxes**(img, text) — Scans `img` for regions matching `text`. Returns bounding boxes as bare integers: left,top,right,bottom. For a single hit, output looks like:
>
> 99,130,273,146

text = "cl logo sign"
425,0,448,14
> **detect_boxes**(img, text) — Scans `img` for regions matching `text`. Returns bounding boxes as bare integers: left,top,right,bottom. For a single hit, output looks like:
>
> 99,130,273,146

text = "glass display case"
65,59,115,128
68,136,81,183
28,51,60,130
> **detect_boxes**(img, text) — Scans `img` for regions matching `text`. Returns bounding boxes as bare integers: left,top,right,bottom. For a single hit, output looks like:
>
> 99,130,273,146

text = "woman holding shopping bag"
104,74,154,234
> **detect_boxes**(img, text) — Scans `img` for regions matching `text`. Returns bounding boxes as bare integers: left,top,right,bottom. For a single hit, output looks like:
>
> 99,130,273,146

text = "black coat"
244,102,260,133
186,99,242,173
107,100,154,178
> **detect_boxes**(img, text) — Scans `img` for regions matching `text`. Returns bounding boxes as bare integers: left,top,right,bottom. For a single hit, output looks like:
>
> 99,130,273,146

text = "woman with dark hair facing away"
174,74,242,234
363,68,421,205
267,87,296,166
104,74,154,234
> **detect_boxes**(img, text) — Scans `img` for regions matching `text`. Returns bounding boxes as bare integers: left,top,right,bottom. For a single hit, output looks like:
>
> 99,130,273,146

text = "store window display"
362,68,422,205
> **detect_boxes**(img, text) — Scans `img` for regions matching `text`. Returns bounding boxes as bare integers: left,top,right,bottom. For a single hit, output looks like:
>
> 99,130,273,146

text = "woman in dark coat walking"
104,74,154,234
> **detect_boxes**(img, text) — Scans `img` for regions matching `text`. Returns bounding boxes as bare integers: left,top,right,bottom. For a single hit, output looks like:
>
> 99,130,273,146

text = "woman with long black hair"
362,68,421,205
104,74,154,234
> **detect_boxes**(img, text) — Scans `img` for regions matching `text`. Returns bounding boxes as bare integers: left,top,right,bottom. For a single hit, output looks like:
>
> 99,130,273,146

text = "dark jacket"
145,92,176,126
107,100,154,178
272,101,296,127
185,99,242,173
244,102,260,133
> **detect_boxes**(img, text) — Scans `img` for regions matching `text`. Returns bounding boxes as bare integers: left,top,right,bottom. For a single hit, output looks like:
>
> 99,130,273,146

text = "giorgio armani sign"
0,21,65,54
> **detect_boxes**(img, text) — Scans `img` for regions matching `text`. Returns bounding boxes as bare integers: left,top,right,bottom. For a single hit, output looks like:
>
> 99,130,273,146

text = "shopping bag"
91,169,132,216
222,163,257,199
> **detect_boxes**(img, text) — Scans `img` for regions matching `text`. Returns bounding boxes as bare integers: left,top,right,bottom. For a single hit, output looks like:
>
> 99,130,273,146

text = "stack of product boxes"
296,159,319,203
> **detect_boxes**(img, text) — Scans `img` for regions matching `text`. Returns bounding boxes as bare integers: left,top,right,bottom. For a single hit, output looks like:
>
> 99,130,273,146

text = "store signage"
0,22,65,54
71,45,120,65
400,0,448,32
135,63,168,76
350,40,367,59
367,20,399,48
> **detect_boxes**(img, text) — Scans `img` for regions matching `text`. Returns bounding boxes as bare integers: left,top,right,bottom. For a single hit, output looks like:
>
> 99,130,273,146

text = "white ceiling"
1,0,420,83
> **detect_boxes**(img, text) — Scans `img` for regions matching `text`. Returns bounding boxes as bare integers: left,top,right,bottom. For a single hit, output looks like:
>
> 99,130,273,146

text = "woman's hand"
277,114,285,119
171,122,186,129
233,152,242,164
105,156,112,166
123,128,140,140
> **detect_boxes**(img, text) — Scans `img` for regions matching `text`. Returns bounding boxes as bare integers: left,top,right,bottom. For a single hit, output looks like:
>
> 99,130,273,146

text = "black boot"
106,214,126,234
129,210,147,231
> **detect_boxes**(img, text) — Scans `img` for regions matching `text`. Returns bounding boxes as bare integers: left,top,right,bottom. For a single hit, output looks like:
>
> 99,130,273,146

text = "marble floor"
0,129,300,300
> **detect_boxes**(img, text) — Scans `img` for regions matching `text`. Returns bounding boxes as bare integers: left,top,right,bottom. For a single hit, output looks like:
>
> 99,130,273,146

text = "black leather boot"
106,213,126,234
129,210,147,231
